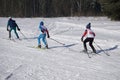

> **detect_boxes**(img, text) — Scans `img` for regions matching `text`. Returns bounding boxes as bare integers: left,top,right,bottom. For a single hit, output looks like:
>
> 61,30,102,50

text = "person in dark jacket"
7,17,20,39
81,23,96,53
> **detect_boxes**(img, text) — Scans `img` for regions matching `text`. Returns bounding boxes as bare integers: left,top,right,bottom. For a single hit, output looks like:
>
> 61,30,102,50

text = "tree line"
0,0,119,20
0,0,102,17
102,0,120,20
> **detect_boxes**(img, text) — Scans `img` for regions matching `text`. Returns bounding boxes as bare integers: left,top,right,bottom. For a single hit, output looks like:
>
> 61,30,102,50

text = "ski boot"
38,45,41,48
45,45,48,49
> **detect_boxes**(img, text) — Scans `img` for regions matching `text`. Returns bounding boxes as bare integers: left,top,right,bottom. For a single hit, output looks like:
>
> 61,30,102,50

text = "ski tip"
89,57,91,58
63,44,65,45
107,54,110,56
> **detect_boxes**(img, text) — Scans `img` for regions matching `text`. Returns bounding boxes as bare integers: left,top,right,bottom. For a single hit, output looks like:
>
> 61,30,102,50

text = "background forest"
0,0,120,20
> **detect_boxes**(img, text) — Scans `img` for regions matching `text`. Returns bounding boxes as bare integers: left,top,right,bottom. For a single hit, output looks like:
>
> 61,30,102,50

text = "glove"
81,37,83,42
7,28,9,31
18,28,20,31
47,35,50,38
41,30,44,33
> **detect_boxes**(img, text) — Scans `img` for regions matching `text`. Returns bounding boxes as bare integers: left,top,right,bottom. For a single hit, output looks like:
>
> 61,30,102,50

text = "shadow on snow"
49,43,77,49
97,45,118,54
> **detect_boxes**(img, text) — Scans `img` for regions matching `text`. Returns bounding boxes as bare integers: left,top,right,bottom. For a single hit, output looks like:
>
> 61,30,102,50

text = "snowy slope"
0,17,120,80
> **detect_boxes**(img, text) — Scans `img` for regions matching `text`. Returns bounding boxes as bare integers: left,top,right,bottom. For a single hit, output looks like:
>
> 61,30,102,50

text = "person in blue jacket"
38,21,50,48
7,17,20,39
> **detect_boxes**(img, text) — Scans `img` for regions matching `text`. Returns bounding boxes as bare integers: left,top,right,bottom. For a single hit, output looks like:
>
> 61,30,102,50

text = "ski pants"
9,27,19,38
83,38,96,52
38,33,47,46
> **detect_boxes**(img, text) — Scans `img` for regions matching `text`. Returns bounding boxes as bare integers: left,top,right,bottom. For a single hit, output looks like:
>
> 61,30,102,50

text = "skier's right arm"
7,21,10,31
81,30,87,42
82,30,87,37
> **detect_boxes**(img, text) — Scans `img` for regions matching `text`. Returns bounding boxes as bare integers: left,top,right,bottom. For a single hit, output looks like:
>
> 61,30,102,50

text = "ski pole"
94,41,110,56
19,31,28,39
49,38,65,45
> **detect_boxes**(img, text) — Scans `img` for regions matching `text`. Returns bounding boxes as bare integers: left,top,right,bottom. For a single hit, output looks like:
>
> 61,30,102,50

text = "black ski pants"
83,38,96,52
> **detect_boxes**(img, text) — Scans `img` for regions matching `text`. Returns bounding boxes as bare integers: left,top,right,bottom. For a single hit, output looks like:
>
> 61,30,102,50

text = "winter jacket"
82,29,95,38
7,19,18,28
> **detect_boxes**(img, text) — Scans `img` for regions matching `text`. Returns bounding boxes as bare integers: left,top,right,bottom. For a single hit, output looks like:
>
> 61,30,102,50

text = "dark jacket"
7,19,20,31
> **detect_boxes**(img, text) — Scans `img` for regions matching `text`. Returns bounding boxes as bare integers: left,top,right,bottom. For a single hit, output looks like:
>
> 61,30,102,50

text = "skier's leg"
83,38,89,51
42,34,48,48
9,29,12,39
38,34,43,48
89,38,96,53
13,28,19,38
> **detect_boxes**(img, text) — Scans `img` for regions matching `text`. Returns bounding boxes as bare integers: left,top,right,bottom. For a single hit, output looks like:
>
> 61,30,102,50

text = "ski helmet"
8,17,12,20
40,21,44,25
86,23,91,29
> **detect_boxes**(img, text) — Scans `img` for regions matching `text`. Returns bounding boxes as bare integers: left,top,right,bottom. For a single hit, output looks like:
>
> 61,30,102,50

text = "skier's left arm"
16,23,20,31
93,32,95,37
46,29,50,38
81,30,87,42
14,21,20,31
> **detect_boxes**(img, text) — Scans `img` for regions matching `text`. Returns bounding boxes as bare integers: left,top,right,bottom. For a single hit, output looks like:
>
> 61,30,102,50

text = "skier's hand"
47,35,50,38
41,30,44,33
7,28,9,31
81,37,83,42
18,28,20,31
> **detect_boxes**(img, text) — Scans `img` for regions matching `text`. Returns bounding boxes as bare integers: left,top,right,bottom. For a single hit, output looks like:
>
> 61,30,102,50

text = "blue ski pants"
38,33,47,46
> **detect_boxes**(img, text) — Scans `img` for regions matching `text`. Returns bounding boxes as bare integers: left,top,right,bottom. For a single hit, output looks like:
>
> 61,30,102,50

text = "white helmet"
8,17,12,19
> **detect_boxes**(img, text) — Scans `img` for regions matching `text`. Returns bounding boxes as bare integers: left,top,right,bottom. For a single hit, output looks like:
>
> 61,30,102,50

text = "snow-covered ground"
0,17,120,80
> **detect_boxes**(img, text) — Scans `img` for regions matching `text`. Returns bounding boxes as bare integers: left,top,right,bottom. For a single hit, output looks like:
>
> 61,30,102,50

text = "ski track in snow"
0,17,120,80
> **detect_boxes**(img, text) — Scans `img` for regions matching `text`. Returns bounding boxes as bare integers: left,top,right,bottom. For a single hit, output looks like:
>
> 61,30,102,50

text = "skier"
81,23,96,53
7,17,20,39
38,21,50,48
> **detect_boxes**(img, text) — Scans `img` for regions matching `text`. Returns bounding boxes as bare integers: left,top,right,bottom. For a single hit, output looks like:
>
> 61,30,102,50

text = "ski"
96,50,110,56
28,46,49,50
10,38,16,42
86,51,91,58
102,50,110,56
2,38,16,42
94,42,110,56
17,38,22,41
80,50,91,58
2,38,22,42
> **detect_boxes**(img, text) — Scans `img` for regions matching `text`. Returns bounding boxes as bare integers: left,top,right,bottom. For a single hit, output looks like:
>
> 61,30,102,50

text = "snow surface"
0,17,120,80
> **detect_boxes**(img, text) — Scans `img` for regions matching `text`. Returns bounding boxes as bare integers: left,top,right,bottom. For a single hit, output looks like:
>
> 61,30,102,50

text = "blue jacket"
39,21,47,33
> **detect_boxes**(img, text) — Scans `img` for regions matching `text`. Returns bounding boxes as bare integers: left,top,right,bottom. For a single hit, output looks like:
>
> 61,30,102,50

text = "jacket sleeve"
82,30,87,37
93,32,95,37
7,20,10,28
15,23,18,28
46,29,50,38
7,20,10,31
15,23,20,29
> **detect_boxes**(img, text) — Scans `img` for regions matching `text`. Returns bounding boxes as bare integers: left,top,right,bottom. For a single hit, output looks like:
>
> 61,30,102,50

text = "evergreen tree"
104,0,120,20
0,0,102,17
